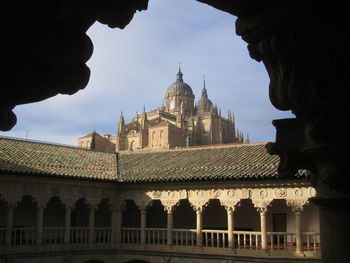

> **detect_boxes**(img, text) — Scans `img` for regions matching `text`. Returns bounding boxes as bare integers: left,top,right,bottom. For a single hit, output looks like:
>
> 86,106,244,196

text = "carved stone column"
133,199,151,245
36,203,46,245
287,199,309,255
160,200,179,246
88,205,96,243
220,199,240,249
5,203,16,246
140,206,147,245
253,200,272,250
64,204,73,244
110,203,123,244
189,199,209,247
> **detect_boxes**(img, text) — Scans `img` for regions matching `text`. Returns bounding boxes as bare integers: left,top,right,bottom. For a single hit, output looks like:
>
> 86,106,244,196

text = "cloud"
0,0,293,146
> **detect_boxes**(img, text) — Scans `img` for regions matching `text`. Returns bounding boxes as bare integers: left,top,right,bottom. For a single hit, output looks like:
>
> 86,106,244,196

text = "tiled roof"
0,136,117,181
119,143,294,183
0,136,303,183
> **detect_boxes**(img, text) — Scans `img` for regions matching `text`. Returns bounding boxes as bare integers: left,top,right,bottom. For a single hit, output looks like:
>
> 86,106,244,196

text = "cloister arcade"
0,187,320,257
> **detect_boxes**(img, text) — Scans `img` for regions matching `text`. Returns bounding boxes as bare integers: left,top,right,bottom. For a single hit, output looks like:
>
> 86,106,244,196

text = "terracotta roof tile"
118,143,298,183
0,137,305,183
0,136,117,181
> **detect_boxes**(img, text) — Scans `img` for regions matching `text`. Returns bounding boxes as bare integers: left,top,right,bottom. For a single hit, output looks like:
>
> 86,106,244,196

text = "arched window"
169,99,175,110
203,124,210,135
130,140,137,151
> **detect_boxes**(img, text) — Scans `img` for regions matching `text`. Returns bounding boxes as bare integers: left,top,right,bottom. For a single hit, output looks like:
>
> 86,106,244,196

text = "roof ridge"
119,142,269,155
0,135,115,154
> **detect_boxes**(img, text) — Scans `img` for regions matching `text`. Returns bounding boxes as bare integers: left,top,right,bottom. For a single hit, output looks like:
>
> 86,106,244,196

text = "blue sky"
0,0,293,146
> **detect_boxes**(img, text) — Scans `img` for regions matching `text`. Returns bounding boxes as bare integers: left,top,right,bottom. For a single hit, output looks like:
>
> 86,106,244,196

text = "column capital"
160,199,179,213
220,199,240,212
252,199,272,214
189,199,209,213
61,197,76,209
286,199,309,213
134,199,151,210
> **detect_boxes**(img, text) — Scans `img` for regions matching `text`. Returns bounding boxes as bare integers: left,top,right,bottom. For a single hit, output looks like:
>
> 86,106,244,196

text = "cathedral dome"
165,68,194,97
196,87,213,112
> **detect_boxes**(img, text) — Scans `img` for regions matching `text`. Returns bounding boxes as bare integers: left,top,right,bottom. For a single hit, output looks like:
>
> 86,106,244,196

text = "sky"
0,0,293,146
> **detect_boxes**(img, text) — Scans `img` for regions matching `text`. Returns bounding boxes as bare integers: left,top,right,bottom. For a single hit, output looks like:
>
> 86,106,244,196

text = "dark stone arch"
83,260,106,263
44,196,65,227
234,199,259,232
203,199,226,230
95,198,111,227
72,198,89,227
122,200,140,228
125,260,151,263
146,200,166,228
14,195,37,228
173,199,195,229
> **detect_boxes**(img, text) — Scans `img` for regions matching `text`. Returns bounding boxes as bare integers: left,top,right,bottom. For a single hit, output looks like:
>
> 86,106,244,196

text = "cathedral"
78,68,247,151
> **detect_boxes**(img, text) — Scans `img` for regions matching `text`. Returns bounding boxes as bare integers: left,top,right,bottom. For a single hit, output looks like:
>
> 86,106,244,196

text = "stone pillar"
36,204,46,245
188,198,208,247
140,206,147,245
111,205,122,244
220,199,240,249
5,203,16,246
196,208,203,247
64,205,72,244
260,210,268,250
88,205,96,243
295,211,302,252
253,200,272,250
287,199,309,255
227,208,235,249
166,207,174,246
160,199,178,246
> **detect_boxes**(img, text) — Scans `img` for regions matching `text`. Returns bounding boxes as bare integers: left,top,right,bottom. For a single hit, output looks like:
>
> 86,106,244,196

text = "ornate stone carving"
286,199,309,213
241,189,251,199
160,199,179,212
152,191,162,198
219,199,240,212
275,188,287,198
294,189,303,197
252,199,272,214
189,199,209,212
259,190,268,199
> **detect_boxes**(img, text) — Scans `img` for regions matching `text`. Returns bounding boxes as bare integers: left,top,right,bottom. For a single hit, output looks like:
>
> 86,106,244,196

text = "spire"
246,133,250,143
176,64,183,82
201,76,208,98
118,112,125,136
119,111,125,125
142,105,147,121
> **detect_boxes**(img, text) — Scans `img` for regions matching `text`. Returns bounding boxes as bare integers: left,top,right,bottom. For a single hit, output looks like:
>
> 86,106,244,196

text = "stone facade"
78,68,246,152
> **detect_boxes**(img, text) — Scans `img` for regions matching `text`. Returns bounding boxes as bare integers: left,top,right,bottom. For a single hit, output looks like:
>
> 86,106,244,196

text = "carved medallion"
309,188,316,197
152,191,162,198
260,190,268,198
227,190,235,198
294,189,303,197
275,188,287,198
